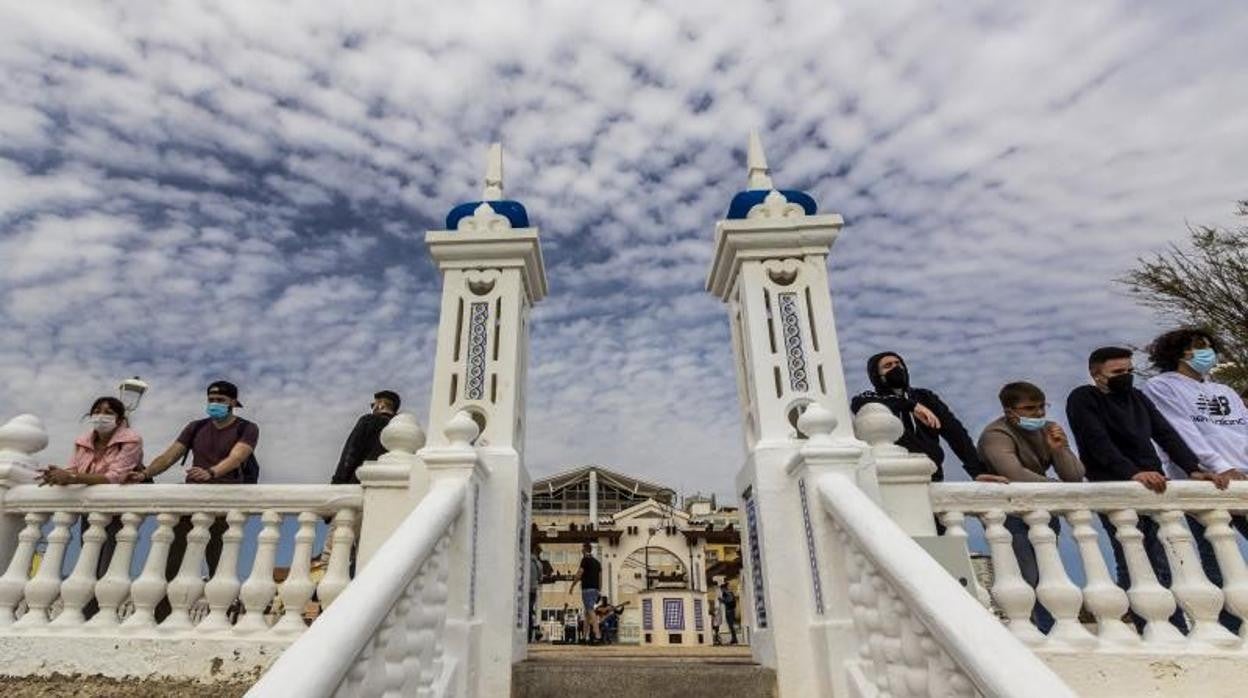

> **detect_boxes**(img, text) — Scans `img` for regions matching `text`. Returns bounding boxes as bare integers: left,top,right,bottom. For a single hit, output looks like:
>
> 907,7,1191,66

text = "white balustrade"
0,485,362,642
819,472,1075,698
931,481,1248,652
249,477,468,697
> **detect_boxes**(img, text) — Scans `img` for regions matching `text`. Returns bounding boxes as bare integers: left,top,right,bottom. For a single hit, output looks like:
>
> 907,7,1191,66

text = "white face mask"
89,414,117,434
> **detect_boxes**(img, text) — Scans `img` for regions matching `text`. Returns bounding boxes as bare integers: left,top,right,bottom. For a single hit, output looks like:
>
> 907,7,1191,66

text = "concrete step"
513,645,777,698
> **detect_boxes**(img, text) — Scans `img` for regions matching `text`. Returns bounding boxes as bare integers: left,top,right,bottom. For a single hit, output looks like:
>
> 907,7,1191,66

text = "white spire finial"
747,130,773,190
483,142,503,200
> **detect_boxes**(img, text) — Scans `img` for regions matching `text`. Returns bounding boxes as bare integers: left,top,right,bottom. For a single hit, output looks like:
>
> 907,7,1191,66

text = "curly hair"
1147,328,1222,372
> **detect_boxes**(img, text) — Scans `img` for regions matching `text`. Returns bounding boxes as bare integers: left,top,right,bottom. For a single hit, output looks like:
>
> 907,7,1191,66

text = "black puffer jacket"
849,352,986,481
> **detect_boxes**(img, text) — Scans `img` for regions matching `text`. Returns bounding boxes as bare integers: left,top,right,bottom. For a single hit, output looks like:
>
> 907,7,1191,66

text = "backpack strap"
178,419,211,467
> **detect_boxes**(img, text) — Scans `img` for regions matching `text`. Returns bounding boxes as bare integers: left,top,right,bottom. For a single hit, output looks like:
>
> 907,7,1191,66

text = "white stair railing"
817,471,1076,698
247,476,467,697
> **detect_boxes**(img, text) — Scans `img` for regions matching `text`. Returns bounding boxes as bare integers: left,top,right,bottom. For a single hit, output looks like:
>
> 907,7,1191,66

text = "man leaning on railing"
1066,346,1209,633
132,380,260,621
977,380,1085,634
1142,327,1248,633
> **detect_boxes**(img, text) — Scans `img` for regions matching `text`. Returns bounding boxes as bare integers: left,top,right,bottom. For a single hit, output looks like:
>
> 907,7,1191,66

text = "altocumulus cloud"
2,0,1247,498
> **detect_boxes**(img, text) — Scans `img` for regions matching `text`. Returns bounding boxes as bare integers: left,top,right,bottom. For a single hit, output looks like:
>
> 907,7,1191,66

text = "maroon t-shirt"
176,418,259,483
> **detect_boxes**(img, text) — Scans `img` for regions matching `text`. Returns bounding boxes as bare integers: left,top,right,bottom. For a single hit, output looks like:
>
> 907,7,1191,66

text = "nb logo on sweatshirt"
1196,394,1233,417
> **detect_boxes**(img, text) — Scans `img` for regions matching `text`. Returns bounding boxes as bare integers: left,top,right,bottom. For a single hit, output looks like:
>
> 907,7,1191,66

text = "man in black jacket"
331,390,401,485
1066,346,1208,632
851,351,1000,482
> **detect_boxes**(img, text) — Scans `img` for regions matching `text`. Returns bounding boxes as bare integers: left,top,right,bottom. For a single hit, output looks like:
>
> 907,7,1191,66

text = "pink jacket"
68,427,143,484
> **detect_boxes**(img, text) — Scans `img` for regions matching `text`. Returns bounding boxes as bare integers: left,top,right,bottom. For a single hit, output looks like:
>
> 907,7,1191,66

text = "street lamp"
118,376,149,414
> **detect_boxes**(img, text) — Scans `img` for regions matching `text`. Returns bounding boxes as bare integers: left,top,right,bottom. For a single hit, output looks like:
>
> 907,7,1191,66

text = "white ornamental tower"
707,131,856,445
423,144,547,694
706,133,868,697
425,143,547,450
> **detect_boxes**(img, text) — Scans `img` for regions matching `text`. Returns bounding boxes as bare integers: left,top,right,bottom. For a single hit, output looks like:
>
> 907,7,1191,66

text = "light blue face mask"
1016,416,1048,432
1186,348,1218,375
206,403,230,420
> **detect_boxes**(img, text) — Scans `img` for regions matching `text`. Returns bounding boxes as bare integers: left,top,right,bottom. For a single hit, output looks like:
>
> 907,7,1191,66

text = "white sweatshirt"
1142,371,1248,477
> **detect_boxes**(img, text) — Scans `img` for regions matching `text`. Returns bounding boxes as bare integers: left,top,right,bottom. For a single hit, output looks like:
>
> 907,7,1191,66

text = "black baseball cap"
207,380,242,407
374,390,401,411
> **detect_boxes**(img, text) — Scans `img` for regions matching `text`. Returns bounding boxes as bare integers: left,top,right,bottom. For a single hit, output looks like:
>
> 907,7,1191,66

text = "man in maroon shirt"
138,380,259,620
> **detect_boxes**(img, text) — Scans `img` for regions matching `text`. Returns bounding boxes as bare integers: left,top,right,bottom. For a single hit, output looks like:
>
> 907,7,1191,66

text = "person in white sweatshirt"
1143,328,1248,487
1143,327,1248,633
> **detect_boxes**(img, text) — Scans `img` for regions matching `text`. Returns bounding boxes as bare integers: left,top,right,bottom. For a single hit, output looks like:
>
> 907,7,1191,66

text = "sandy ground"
0,674,252,697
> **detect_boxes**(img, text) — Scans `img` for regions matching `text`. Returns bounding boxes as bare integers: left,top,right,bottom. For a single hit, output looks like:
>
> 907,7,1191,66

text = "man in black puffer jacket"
850,351,1001,483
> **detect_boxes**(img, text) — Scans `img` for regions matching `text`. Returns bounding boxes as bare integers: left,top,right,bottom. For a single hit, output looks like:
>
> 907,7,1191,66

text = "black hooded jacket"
849,352,986,481
330,412,394,485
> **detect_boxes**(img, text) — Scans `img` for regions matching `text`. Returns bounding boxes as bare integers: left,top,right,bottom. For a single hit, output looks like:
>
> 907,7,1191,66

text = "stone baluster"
237,510,280,634
1026,510,1096,647
1198,509,1248,641
124,513,177,630
317,508,356,609
199,510,245,633
52,512,112,628
0,512,48,626
275,511,318,634
1156,510,1238,647
937,510,991,608
1107,509,1184,645
16,511,74,627
162,512,213,632
981,510,1043,644
1067,509,1137,645
88,512,141,630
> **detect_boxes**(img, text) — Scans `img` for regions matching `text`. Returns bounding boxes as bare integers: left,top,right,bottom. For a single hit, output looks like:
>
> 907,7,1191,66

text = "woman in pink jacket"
40,396,143,486
38,396,143,620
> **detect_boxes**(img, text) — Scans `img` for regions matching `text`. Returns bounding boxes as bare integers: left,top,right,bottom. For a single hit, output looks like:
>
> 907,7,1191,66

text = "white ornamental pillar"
706,133,867,698
420,143,548,698
0,415,47,567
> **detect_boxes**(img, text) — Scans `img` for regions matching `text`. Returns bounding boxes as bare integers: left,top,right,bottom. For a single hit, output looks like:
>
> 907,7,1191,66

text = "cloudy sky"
3,0,1246,500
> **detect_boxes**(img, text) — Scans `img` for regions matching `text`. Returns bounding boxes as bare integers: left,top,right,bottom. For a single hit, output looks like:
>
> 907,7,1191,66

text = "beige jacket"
976,417,1085,483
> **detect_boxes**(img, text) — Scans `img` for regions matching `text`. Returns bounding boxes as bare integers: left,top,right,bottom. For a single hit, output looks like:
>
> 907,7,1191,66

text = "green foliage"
1120,201,1248,393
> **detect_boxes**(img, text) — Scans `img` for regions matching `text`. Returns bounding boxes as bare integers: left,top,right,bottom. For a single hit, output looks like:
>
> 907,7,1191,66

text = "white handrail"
1,483,362,515
931,480,1248,513
816,472,1077,698
246,477,467,697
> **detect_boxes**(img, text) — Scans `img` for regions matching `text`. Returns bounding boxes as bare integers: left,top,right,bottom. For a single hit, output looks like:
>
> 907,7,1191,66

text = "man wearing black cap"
331,390,401,485
139,380,260,620
850,352,1000,483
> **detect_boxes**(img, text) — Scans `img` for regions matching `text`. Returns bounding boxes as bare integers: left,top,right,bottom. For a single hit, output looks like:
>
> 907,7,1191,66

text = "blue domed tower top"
445,142,531,230
725,131,817,220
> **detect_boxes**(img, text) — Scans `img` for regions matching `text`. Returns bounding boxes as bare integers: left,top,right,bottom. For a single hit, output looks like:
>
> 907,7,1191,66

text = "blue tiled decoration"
664,598,685,631
799,478,825,615
744,490,768,628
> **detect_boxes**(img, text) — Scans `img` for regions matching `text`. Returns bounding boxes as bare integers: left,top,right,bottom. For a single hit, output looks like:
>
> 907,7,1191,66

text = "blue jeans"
1003,515,1059,634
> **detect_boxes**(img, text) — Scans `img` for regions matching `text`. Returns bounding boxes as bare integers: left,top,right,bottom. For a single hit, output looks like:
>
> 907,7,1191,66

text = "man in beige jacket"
978,381,1086,633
